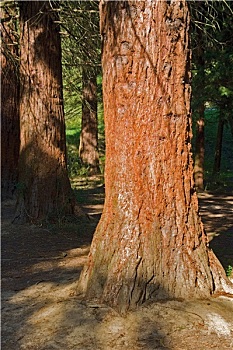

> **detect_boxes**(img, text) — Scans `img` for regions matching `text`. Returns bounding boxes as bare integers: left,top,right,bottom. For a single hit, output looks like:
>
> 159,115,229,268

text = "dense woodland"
1,0,233,312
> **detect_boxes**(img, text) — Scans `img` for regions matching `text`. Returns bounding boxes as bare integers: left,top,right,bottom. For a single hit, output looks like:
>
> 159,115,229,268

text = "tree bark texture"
15,1,75,223
78,0,233,312
1,5,20,200
79,66,101,175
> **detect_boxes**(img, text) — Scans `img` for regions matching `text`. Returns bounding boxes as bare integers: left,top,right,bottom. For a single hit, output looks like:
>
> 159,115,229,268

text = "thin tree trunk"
194,32,205,192
14,1,78,223
1,5,20,200
78,0,232,313
79,66,101,175
194,105,205,191
213,115,224,174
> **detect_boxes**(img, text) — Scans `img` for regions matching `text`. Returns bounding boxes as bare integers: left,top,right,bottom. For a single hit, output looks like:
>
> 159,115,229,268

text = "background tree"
78,0,233,313
192,27,205,192
14,1,78,223
60,1,101,175
190,0,207,192
79,65,100,174
1,2,20,200
208,31,233,174
190,1,233,185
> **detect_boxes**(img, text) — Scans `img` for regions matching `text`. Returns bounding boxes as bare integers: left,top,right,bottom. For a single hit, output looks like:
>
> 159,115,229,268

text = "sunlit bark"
78,0,233,313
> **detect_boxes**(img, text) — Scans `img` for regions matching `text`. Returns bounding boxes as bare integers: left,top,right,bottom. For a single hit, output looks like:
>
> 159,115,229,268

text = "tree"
190,1,207,192
1,3,20,200
14,1,77,223
190,0,233,181
60,1,101,175
79,65,101,174
192,29,205,192
78,0,233,313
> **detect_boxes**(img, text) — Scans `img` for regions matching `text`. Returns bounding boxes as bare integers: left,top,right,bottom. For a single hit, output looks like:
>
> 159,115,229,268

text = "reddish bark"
14,1,76,223
1,5,20,200
78,0,233,312
79,67,101,175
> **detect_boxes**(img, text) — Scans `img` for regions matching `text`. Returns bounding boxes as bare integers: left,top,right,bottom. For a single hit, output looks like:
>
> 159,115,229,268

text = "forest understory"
1,179,233,350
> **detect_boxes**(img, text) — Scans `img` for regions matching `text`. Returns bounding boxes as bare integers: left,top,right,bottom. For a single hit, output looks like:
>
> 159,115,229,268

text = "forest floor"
1,176,233,350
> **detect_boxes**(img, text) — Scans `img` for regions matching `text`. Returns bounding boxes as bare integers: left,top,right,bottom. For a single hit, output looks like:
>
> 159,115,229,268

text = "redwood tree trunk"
79,66,101,175
1,5,20,200
14,1,76,223
78,0,233,312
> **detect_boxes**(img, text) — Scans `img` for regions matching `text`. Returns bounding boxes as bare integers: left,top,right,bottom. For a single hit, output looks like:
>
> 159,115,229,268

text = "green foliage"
193,108,233,169
189,0,233,43
1,1,20,78
60,1,100,65
65,84,105,179
60,0,231,188
65,99,105,178
63,79,82,130
226,265,233,278
191,0,233,188
59,1,104,177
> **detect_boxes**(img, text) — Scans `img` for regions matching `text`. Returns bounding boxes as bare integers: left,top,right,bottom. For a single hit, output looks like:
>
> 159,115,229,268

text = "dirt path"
1,187,233,350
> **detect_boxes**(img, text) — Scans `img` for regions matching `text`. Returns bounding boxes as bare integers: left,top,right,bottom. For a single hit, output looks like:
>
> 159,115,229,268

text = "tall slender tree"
79,66,101,174
193,29,205,192
14,1,78,223
78,0,233,313
1,3,20,200
190,0,233,182
60,1,101,175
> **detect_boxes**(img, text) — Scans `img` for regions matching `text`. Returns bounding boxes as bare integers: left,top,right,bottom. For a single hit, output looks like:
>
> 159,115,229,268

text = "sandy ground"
1,187,233,350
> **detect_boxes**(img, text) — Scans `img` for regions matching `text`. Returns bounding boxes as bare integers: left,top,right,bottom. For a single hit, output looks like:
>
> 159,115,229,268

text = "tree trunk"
14,1,77,223
1,5,20,200
194,105,205,191
193,31,205,192
78,0,233,313
213,115,224,174
79,66,101,175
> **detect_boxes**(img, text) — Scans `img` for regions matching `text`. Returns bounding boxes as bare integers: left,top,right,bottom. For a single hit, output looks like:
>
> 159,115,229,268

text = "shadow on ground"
1,185,233,350
198,191,233,271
